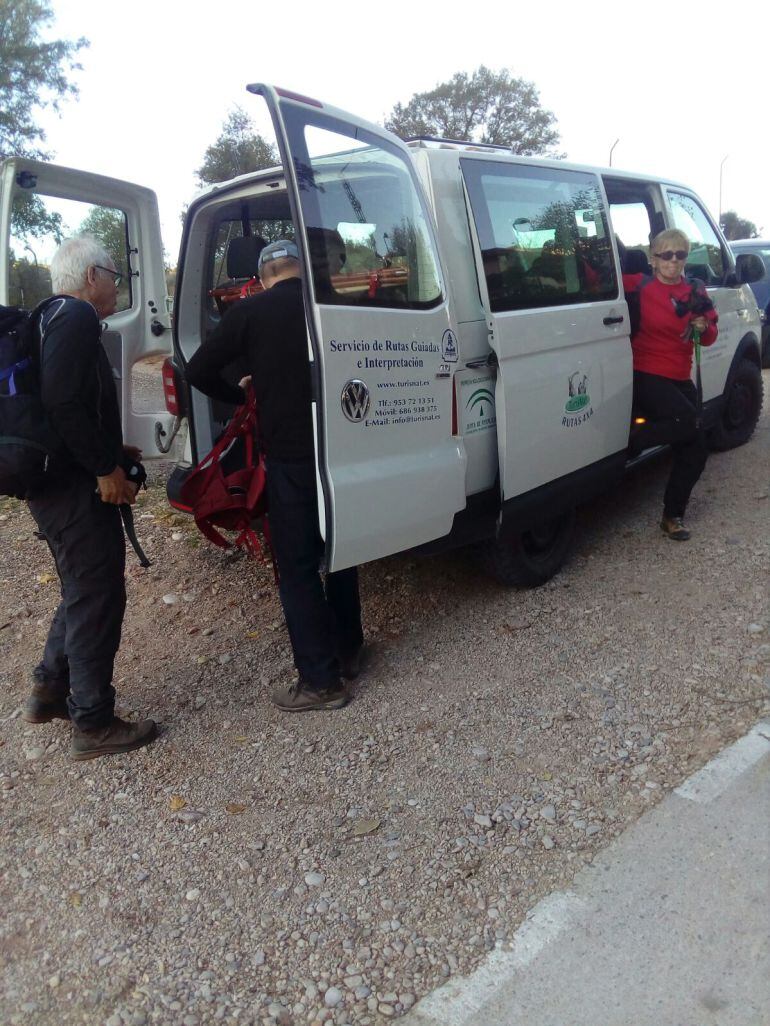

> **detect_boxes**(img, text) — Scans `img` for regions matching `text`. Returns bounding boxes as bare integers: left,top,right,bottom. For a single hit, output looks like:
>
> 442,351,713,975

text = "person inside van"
623,228,718,541
307,227,347,299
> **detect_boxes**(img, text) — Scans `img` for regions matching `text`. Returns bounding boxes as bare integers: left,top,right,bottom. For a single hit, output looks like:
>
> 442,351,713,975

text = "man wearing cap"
185,240,363,712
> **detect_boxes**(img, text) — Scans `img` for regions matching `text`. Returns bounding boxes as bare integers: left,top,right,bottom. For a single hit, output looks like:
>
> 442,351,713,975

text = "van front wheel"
708,358,763,451
481,508,576,587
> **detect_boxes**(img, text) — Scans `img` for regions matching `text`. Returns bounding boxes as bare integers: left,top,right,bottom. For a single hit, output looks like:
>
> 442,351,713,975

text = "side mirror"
735,252,765,284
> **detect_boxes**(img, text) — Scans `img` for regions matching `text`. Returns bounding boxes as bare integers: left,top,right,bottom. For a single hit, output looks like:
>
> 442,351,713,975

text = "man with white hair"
21,235,158,760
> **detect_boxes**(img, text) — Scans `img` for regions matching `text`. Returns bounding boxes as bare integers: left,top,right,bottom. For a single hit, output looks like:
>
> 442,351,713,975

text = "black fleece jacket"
186,277,314,462
39,296,125,478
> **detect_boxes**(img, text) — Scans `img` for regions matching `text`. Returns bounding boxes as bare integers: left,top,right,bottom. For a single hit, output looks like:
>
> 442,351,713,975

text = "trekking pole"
693,327,703,430
120,503,152,568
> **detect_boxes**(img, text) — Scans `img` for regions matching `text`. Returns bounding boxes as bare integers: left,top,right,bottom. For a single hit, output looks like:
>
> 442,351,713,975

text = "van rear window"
461,160,617,312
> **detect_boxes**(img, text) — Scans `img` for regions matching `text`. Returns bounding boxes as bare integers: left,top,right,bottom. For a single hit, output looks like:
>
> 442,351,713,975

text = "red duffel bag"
179,391,271,562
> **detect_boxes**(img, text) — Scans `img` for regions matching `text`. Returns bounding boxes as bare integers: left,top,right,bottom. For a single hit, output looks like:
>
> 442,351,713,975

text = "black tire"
481,508,576,587
708,357,764,451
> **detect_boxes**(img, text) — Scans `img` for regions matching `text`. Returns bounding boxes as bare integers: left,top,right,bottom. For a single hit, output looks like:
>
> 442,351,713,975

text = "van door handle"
603,315,624,325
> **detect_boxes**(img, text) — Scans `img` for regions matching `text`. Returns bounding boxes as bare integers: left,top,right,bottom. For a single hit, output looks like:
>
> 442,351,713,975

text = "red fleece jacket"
623,273,718,380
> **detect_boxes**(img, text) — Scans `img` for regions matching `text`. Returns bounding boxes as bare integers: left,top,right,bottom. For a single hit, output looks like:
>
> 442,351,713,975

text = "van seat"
623,248,651,275
226,235,266,280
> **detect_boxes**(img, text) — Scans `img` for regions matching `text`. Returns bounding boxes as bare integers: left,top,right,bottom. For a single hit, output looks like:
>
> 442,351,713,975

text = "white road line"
674,720,770,804
410,890,585,1026
405,719,770,1026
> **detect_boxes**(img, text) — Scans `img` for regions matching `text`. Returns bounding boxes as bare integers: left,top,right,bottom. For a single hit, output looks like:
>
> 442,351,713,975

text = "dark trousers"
266,459,363,688
633,371,709,518
27,474,126,730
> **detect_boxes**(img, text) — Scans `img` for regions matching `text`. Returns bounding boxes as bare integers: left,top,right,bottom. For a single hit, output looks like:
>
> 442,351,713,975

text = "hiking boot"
660,516,690,541
271,680,351,713
71,716,158,761
339,645,365,681
22,692,71,724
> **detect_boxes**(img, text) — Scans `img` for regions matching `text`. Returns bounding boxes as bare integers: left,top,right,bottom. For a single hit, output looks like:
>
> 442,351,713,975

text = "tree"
77,205,127,269
1,1,87,243
8,253,51,307
9,192,64,241
196,107,277,187
384,66,561,156
0,0,87,161
720,210,759,241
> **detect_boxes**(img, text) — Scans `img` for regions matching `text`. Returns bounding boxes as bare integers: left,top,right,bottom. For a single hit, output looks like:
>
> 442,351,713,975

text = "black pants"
27,474,126,730
266,459,363,688
633,371,708,518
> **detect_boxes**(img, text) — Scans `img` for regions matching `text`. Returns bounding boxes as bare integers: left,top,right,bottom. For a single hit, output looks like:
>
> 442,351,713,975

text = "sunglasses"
654,250,688,262
93,265,123,287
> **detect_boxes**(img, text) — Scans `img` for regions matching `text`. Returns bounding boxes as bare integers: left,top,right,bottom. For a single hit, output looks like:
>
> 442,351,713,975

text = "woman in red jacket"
623,228,718,541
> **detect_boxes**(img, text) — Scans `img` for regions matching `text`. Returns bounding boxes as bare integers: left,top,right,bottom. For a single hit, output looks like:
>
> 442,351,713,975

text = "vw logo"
341,379,370,422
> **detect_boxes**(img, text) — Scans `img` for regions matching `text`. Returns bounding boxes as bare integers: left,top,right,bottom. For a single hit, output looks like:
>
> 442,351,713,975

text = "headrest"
624,249,652,275
227,235,266,280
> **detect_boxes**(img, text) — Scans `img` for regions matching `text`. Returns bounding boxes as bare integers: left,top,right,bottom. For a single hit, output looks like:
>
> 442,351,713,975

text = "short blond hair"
650,228,689,256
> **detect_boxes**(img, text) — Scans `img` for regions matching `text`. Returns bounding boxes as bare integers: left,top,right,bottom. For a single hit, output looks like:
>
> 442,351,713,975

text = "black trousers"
633,371,709,518
27,474,126,730
266,459,363,688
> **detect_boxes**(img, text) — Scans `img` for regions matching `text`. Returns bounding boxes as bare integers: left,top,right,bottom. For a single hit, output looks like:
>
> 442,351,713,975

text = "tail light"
451,375,458,435
162,357,181,416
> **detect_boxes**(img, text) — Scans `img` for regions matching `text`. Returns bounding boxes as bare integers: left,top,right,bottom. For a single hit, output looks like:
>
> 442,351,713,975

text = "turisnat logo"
562,373,594,428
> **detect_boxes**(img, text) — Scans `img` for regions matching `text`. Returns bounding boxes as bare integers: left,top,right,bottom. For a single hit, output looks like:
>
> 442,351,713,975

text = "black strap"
120,503,151,567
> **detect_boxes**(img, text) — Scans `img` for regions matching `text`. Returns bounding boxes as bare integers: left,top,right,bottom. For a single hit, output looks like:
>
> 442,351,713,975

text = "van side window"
280,111,443,310
461,160,617,312
667,191,726,283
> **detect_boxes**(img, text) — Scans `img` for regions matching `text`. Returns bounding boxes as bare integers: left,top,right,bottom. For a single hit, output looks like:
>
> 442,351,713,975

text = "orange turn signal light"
633,417,647,425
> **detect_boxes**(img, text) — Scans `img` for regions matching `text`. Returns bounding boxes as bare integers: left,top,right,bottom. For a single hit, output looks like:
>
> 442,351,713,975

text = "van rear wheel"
482,508,576,587
708,357,763,451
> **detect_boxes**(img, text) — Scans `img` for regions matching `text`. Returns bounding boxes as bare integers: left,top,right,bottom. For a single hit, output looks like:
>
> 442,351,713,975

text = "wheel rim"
521,516,566,559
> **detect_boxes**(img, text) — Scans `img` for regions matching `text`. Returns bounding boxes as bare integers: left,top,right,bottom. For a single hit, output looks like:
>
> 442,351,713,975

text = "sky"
26,0,768,265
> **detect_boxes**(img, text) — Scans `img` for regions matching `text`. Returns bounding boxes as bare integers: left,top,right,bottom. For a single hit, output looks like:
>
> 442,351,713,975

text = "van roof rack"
405,136,513,153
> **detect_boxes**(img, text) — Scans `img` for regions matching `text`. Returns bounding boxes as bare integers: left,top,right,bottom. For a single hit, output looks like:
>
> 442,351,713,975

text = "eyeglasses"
93,265,123,287
654,250,688,262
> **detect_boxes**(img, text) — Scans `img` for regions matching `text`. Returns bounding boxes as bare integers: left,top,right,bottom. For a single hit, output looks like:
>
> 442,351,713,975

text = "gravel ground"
1,376,768,1026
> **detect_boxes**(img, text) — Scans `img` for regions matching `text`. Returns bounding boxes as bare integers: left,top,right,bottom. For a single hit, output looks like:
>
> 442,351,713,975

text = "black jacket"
186,277,314,461
39,297,124,478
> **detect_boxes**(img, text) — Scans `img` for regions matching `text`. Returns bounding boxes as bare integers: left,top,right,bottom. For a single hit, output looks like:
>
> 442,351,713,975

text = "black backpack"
0,299,63,498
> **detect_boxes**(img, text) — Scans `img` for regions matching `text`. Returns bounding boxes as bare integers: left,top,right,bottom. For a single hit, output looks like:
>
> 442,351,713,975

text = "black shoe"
271,680,351,712
339,645,365,681
22,693,71,724
71,716,158,761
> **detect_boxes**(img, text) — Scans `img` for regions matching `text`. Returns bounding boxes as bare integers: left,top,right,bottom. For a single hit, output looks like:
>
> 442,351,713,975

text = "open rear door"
0,158,173,456
249,85,466,571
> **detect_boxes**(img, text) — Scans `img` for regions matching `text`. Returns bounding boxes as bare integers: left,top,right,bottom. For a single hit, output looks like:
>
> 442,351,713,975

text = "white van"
1,84,764,584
